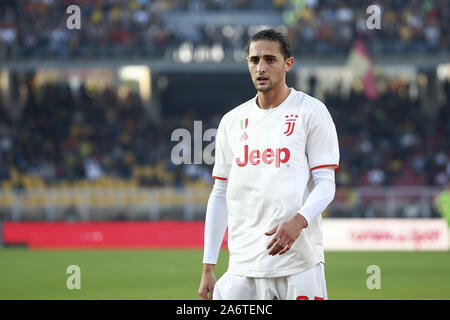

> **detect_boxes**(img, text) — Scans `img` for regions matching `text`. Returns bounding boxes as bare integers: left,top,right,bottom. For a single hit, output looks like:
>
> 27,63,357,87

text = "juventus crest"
284,114,298,136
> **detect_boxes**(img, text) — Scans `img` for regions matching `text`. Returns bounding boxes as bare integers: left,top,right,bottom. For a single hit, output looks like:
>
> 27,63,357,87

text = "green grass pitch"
0,248,449,299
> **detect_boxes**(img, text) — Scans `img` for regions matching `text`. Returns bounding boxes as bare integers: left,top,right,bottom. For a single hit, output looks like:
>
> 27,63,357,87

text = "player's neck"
256,84,290,110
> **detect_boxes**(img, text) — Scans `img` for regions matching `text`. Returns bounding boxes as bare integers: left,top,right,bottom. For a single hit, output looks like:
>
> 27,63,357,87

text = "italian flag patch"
240,118,248,130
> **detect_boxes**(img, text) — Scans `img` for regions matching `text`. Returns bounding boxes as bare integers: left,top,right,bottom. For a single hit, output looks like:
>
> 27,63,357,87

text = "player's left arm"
265,167,336,255
266,101,339,255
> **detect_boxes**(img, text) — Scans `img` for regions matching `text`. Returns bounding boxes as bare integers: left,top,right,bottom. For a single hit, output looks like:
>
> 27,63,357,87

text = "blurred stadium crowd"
0,0,449,199
0,81,188,190
325,80,450,187
0,0,449,59
0,77,449,191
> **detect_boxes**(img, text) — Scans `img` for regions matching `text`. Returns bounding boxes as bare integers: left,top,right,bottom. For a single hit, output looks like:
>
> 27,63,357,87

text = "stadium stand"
0,0,448,59
0,0,449,220
0,78,448,190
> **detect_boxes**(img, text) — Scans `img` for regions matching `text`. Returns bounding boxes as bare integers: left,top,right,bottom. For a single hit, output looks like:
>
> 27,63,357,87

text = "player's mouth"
256,76,269,84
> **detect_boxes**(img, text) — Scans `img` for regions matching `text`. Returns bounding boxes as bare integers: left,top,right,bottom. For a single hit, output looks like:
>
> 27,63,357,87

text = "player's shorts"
213,263,327,300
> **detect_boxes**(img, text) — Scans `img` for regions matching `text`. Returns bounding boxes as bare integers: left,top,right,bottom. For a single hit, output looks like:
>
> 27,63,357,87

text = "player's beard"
253,76,281,93
254,77,274,93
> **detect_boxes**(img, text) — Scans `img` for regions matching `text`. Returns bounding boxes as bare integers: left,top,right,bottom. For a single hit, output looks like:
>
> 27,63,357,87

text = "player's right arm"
198,178,228,300
199,117,231,300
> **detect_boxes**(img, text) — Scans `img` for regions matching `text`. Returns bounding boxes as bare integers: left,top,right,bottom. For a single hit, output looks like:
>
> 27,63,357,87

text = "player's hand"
198,264,216,300
265,214,308,256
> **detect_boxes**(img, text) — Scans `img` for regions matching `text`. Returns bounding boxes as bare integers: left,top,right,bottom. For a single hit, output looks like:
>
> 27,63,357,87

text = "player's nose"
256,60,266,73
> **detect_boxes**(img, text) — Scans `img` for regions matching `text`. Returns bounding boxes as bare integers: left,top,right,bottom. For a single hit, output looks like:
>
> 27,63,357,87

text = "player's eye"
249,57,259,64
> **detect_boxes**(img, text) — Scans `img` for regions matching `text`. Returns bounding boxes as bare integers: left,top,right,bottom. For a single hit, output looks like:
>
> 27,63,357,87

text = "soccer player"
198,29,340,300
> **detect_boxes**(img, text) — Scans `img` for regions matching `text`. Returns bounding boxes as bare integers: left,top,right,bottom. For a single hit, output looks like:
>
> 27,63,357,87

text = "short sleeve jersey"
212,88,339,277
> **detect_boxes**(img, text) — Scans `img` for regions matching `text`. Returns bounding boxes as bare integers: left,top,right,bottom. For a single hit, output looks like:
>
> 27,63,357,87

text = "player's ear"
284,57,294,72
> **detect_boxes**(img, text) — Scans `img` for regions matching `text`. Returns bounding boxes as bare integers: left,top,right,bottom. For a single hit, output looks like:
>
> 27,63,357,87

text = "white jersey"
212,88,340,278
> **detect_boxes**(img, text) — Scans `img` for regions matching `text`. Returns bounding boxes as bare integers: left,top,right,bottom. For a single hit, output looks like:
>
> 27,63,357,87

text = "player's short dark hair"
245,29,292,60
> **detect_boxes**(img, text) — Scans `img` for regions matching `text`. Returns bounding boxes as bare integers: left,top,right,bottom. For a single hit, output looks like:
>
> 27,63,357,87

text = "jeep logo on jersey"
236,145,290,168
284,114,298,136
